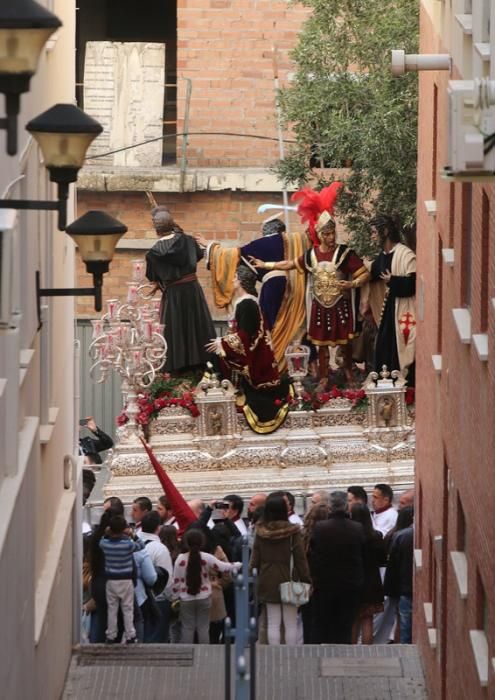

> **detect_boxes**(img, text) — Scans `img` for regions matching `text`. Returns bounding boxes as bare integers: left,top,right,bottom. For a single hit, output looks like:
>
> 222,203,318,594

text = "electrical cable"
86,130,298,160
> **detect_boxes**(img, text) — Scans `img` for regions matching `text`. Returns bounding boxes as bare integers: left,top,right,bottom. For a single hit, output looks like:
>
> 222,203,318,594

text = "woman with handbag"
249,494,311,646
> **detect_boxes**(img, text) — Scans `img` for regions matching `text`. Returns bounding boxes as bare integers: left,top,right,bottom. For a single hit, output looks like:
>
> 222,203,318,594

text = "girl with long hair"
300,502,330,642
172,529,240,644
159,524,180,563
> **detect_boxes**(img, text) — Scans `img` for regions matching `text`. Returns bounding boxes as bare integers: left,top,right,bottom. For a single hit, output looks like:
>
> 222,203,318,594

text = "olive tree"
277,0,419,253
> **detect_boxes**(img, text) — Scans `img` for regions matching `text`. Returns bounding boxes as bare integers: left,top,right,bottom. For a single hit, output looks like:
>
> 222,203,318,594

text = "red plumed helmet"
291,182,342,245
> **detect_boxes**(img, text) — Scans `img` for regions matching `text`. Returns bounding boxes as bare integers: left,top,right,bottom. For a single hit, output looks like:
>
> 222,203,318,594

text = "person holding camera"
79,416,113,465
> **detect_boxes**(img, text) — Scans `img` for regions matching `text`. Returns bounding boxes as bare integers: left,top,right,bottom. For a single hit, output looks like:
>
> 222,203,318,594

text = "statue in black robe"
145,207,216,373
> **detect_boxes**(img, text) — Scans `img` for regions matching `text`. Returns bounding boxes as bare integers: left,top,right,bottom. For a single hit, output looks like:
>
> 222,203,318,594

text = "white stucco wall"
0,1,81,697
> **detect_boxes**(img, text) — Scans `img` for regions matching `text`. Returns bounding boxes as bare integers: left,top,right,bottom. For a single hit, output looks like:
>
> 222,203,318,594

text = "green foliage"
147,372,196,399
277,0,419,255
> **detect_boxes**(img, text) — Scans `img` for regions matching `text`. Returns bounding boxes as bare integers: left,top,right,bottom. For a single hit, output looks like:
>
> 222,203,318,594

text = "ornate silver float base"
101,405,415,503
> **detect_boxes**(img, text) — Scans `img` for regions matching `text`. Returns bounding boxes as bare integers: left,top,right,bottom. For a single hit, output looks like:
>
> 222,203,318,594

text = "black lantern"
0,104,103,229
0,0,62,155
37,211,128,314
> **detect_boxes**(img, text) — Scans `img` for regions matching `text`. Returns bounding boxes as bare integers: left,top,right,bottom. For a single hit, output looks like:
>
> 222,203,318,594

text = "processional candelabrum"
88,259,167,436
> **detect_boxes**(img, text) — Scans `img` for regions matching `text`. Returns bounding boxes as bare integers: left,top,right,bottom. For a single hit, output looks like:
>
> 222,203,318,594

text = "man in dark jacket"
383,523,414,642
309,491,365,643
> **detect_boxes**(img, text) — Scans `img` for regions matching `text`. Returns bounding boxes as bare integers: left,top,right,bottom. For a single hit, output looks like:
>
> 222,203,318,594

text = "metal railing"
224,539,258,700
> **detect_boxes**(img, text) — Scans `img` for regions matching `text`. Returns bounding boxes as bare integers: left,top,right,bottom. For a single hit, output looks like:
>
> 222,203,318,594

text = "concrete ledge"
40,406,60,445
472,333,488,362
474,42,490,61
469,630,489,687
455,14,472,34
78,166,294,194
452,308,471,344
431,354,442,374
424,200,437,216
19,348,35,387
20,348,35,368
427,628,437,649
442,248,455,266
116,239,153,251
450,551,468,599
423,602,433,628
414,548,423,571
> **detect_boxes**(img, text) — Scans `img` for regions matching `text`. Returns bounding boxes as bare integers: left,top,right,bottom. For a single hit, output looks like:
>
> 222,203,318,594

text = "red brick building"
75,0,309,317
415,1,495,698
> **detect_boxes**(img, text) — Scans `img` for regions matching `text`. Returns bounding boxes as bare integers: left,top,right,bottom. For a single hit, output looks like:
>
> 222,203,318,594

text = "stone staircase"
63,643,428,699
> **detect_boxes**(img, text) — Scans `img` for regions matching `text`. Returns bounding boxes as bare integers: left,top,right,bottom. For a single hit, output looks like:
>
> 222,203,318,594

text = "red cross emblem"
399,312,416,345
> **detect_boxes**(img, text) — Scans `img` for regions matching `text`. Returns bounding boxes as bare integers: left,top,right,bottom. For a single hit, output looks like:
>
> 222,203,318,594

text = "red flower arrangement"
116,373,200,427
287,385,368,412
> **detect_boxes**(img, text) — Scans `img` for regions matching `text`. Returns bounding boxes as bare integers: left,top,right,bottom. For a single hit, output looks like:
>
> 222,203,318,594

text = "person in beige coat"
250,494,310,645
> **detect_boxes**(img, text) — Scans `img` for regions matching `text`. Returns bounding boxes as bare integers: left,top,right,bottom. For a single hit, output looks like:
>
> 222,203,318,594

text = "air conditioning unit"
0,210,16,327
445,79,495,179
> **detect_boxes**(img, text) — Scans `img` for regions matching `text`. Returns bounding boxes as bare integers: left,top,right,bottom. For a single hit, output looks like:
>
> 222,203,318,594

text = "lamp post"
0,0,62,155
36,210,128,314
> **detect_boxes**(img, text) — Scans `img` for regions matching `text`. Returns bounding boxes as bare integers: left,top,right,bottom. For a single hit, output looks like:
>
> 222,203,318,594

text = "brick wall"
76,190,301,317
415,5,495,699
176,0,310,167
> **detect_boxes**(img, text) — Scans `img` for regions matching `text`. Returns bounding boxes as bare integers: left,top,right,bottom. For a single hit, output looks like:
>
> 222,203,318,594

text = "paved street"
63,644,427,699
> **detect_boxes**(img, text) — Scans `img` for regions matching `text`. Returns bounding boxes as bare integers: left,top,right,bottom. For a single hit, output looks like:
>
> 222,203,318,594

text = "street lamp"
36,210,128,314
0,0,62,155
0,104,103,229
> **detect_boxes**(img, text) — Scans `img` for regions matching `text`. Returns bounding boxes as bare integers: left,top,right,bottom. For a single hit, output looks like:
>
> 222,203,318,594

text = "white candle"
91,319,103,339
131,259,145,282
107,299,118,319
127,284,138,303
143,320,153,341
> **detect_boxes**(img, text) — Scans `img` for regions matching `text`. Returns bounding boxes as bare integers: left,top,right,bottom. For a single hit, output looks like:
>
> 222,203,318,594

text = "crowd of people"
82,483,414,647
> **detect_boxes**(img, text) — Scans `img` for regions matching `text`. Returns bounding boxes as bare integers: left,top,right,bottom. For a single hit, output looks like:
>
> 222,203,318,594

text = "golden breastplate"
312,261,343,308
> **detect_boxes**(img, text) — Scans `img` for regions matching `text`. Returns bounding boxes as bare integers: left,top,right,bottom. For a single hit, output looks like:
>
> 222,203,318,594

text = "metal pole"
272,45,290,234
249,616,257,700
179,78,192,192
225,616,232,700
